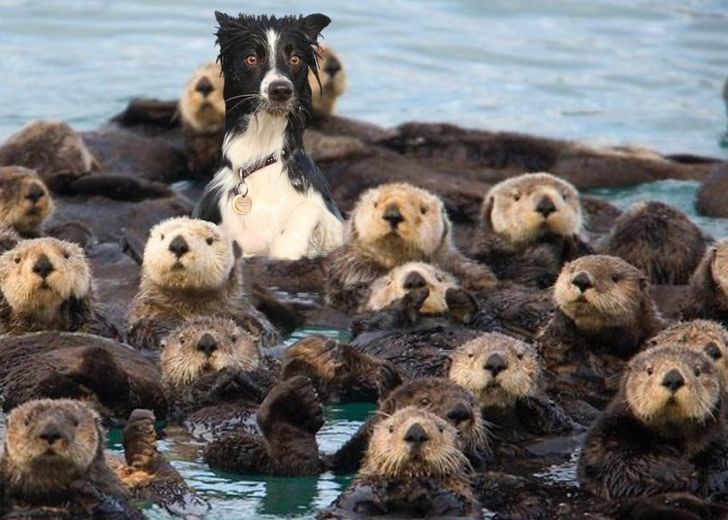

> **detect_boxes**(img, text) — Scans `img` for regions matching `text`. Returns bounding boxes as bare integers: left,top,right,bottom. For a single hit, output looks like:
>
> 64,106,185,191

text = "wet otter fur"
310,45,347,118
0,166,54,237
681,241,728,324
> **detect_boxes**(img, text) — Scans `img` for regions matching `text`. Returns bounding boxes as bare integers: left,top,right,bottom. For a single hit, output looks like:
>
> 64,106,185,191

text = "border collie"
193,12,344,260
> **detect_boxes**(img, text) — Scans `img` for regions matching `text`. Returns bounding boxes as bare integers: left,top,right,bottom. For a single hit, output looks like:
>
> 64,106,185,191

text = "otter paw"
209,367,266,402
258,375,324,435
122,409,157,468
401,286,430,322
445,288,477,324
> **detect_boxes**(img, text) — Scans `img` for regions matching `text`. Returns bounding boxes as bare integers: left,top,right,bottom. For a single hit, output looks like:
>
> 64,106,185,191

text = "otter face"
352,183,449,263
309,45,346,116
5,399,100,488
160,317,260,386
361,406,467,479
367,261,458,315
449,333,540,409
0,238,90,315
179,62,226,134
0,167,53,234
554,255,648,330
484,173,582,245
142,217,234,290
626,345,719,425
711,241,728,298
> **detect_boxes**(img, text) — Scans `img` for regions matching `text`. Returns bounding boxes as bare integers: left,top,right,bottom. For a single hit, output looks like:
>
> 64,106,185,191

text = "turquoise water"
1,1,728,517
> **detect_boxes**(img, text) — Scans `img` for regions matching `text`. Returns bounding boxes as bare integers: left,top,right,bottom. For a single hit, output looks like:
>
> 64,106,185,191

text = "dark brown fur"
696,164,728,218
681,246,728,324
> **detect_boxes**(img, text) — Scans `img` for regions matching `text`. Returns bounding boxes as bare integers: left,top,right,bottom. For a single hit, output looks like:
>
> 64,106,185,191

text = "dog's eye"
420,205,428,215
245,55,257,67
611,273,621,283
290,55,301,66
206,237,214,245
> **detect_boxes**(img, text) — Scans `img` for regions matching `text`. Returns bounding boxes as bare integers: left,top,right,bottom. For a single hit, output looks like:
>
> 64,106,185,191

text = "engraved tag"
232,194,252,215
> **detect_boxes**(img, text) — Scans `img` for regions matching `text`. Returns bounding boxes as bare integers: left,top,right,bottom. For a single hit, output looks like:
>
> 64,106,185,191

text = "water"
1,0,728,517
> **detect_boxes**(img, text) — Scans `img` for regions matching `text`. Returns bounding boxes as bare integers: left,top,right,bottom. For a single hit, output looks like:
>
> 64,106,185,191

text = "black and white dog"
193,12,343,260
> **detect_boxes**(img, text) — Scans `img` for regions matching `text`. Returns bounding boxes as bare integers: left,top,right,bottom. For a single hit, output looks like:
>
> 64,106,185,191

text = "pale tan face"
0,238,91,314
160,317,260,386
485,172,582,245
449,333,540,408
309,45,347,116
626,345,719,425
553,255,647,330
179,62,225,133
5,399,100,482
361,406,466,479
352,183,448,262
367,261,458,315
711,242,728,297
0,167,53,234
142,217,233,290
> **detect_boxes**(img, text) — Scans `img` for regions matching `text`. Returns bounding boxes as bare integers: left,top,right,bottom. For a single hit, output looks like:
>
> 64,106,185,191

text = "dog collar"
223,150,285,181
225,151,285,215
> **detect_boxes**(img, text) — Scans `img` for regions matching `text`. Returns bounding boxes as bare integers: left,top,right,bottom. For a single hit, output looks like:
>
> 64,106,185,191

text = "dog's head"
215,12,331,130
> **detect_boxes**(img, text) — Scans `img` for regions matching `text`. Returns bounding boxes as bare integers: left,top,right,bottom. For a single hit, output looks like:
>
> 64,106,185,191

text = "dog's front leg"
269,201,324,260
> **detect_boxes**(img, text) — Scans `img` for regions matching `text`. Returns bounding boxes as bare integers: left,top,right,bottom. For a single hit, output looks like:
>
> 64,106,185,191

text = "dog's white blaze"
260,29,292,100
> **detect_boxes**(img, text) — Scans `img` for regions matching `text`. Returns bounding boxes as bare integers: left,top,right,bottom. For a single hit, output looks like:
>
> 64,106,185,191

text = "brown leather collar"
223,151,283,181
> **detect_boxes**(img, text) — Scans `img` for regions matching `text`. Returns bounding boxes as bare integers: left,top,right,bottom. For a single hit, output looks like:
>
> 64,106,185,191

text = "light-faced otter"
326,182,496,312
319,407,481,520
0,121,100,192
469,172,591,288
0,237,115,336
578,345,728,499
0,166,53,237
127,216,280,350
603,201,710,285
310,45,347,118
681,241,728,324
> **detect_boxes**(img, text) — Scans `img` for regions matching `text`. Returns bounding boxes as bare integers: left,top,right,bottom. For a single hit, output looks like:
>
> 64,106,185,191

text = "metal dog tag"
232,194,252,215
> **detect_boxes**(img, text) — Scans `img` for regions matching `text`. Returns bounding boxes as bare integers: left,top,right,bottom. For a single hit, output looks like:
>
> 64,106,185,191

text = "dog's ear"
215,10,235,28
300,14,331,42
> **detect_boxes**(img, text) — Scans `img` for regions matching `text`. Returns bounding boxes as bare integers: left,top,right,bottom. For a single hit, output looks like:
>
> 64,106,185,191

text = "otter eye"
467,352,474,359
24,418,30,426
436,275,444,282
420,205,428,215
290,55,301,66
160,234,165,241
388,425,394,434
706,342,723,360
72,418,79,427
63,251,70,259
419,397,430,406
517,353,524,360
14,256,20,264
646,366,653,376
438,425,444,433
512,192,521,201
206,237,214,245
231,335,238,342
694,366,702,377
611,273,621,283
374,202,378,209
562,190,569,199
245,55,257,66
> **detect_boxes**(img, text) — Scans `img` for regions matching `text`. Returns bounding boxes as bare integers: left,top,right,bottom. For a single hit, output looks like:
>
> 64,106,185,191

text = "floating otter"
310,45,347,118
681,241,728,324
127,216,280,350
603,201,710,285
696,164,728,218
0,166,53,237
325,182,496,312
319,407,481,520
0,237,115,336
469,172,591,288
578,345,728,499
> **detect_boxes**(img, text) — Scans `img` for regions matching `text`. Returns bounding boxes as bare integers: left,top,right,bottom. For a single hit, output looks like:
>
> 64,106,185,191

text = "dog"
193,12,344,260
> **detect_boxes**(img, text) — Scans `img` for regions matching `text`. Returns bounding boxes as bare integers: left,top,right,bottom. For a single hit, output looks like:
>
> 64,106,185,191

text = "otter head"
482,173,582,245
625,345,719,426
160,316,260,387
0,167,53,235
142,217,239,291
366,261,459,315
361,406,468,479
352,183,450,267
0,238,91,318
554,254,649,331
705,241,728,300
309,44,347,117
449,333,541,409
179,62,226,134
380,378,486,456
4,399,102,493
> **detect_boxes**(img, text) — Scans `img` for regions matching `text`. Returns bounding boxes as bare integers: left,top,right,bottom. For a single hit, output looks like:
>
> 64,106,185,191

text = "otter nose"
168,235,189,258
404,423,429,446
662,369,685,393
484,353,508,376
195,76,214,98
404,271,427,290
324,57,342,77
535,196,557,217
446,403,472,426
39,425,63,445
571,272,593,292
25,184,45,204
196,333,218,356
383,205,404,228
268,80,293,103
33,254,55,279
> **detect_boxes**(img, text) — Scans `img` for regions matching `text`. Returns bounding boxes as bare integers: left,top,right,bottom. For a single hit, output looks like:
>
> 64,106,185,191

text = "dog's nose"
571,272,593,292
484,353,508,377
662,369,685,393
324,57,342,77
404,271,427,290
39,425,63,445
168,235,189,258
33,254,55,279
446,403,472,426
535,196,557,217
195,76,214,98
25,184,45,204
268,81,293,103
404,423,429,446
196,333,218,356
383,205,404,228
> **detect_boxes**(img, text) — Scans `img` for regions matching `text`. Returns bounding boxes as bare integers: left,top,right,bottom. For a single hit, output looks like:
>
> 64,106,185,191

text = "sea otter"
310,45,347,118
681,241,728,324
0,166,54,237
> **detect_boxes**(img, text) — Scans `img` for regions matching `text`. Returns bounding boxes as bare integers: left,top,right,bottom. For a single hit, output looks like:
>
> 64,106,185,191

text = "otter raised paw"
681,241,728,324
0,166,53,238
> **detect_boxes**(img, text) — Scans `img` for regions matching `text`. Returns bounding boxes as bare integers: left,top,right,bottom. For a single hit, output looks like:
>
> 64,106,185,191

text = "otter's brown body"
681,242,728,325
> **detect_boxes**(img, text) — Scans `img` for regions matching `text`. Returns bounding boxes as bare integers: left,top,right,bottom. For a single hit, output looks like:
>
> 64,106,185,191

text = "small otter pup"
578,345,728,499
0,237,115,336
310,45,347,118
0,166,53,237
603,201,710,285
469,172,592,288
127,216,280,350
319,407,481,520
681,241,728,324
326,182,496,312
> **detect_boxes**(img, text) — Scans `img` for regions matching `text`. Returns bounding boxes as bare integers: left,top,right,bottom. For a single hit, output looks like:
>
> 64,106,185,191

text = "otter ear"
300,14,331,42
481,195,495,230
378,396,397,415
232,240,243,260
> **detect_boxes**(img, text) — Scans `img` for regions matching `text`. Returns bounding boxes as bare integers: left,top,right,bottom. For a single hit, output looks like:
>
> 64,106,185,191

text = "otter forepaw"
209,367,266,402
122,409,157,468
258,376,324,435
445,288,478,324
401,286,430,322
